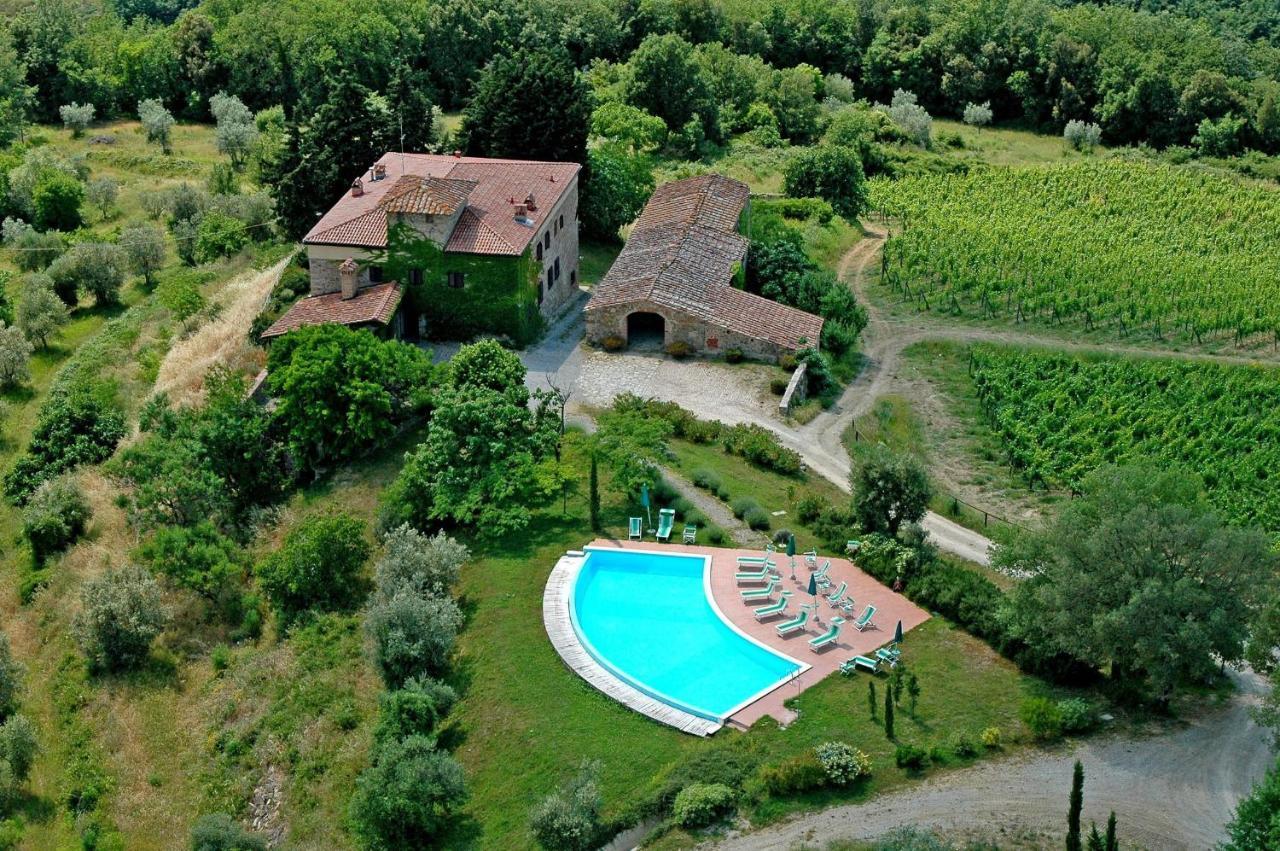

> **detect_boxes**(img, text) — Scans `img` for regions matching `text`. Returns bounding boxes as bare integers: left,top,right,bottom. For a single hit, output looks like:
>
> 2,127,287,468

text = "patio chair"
851,604,877,632
655,508,675,542
874,647,900,668
628,517,643,540
803,548,818,568
775,607,810,637
740,578,780,602
737,555,775,567
825,581,849,607
813,560,832,589
839,655,879,675
809,617,846,652
754,592,791,621
682,523,697,544
735,563,775,584
845,540,861,555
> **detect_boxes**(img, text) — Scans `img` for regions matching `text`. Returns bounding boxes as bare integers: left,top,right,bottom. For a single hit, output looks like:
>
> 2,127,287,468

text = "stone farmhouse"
585,174,824,362
263,152,580,344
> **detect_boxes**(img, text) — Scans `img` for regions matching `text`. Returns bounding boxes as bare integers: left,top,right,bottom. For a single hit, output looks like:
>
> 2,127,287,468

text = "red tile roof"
586,175,824,352
260,282,403,339
303,153,580,256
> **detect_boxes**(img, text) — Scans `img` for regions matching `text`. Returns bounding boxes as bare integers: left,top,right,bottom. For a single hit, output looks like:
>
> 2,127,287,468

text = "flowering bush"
814,741,871,786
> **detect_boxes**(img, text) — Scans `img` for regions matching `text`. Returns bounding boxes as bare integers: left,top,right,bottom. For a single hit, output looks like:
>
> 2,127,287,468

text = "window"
554,257,561,280
570,270,576,288
544,232,551,250
546,269,553,290
536,242,543,261
559,214,564,229
409,268,423,287
369,265,384,283
447,272,465,289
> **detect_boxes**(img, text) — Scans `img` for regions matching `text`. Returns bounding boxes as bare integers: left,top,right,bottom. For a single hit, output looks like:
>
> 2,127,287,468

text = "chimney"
513,204,528,220
372,163,387,181
452,149,462,158
351,177,364,197
525,192,536,211
339,258,359,300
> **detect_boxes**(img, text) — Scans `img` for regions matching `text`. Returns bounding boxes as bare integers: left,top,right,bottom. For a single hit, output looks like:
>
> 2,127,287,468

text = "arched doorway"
626,311,665,350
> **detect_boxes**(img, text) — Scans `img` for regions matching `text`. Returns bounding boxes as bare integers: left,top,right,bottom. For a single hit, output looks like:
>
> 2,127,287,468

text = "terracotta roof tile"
302,153,579,256
260,282,403,339
383,175,477,216
586,175,824,352
445,208,519,254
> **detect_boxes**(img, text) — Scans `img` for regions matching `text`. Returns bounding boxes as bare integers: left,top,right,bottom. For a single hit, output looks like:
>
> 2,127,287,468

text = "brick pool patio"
584,538,931,729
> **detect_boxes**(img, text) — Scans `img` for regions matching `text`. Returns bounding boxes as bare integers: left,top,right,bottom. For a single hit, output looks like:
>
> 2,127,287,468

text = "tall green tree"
0,29,36,147
625,33,720,141
580,142,654,241
851,448,930,538
462,49,591,165
784,145,869,220
1067,760,1084,851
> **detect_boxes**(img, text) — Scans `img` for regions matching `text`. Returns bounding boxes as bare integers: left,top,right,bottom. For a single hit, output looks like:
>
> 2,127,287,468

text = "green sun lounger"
874,647,899,668
851,604,877,632
754,592,791,621
682,523,697,543
825,581,848,607
809,616,845,651
813,560,832,589
803,548,818,567
735,564,774,584
840,655,879,674
737,555,774,566
740,579,779,602
775,607,810,637
655,508,675,542
628,517,643,540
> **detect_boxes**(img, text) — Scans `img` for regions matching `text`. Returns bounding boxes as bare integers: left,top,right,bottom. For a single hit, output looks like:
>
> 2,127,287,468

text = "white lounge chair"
851,604,877,632
809,617,846,652
754,592,792,621
628,517,643,540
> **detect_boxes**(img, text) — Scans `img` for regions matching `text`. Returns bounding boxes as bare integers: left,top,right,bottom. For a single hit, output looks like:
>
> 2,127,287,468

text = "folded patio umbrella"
894,619,903,644
806,571,820,623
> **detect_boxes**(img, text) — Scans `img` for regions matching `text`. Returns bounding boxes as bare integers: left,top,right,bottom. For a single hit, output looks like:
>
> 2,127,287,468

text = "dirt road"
709,669,1271,850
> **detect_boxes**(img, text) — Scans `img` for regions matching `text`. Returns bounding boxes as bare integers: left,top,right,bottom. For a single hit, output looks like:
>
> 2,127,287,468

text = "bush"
22,474,90,562
672,783,736,829
730,497,760,519
691,469,721,491
1020,697,1064,741
1064,120,1102,151
59,103,95,137
47,242,128,306
949,732,978,758
1057,698,1097,734
665,340,694,359
721,423,803,475
190,813,267,851
136,522,242,605
373,677,458,745
894,743,928,771
0,322,32,388
195,209,250,263
743,506,772,530
366,591,463,687
373,526,467,602
814,741,871,785
0,714,38,804
671,496,693,517
73,564,169,672
32,172,84,232
981,726,1002,749
350,736,467,848
529,761,603,851
770,376,789,395
705,525,727,544
642,745,759,816
0,635,22,721
755,751,827,796
795,494,825,524
724,347,745,364
601,335,625,352
779,353,798,371
783,145,869,220
255,513,370,621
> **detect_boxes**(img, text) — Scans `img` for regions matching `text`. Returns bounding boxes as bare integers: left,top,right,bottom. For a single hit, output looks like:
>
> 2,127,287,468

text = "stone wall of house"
534,176,580,318
586,300,795,363
307,249,374,296
401,208,465,246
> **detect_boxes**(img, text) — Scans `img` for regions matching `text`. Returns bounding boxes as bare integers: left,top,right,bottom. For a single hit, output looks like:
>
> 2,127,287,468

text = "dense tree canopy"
461,49,591,165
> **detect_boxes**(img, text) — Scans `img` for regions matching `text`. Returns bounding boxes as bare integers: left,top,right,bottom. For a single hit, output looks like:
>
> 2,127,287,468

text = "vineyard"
871,161,1280,345
965,345,1280,529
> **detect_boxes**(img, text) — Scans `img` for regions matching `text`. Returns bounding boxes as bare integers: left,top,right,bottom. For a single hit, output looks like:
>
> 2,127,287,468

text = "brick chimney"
351,177,364,197
339,258,359,300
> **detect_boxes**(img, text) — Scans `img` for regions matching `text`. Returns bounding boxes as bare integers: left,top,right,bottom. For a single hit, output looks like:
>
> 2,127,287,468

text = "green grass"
578,238,622,287
931,118,1106,168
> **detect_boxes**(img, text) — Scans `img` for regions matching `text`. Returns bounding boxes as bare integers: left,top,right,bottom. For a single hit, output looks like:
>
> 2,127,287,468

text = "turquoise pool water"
570,547,803,721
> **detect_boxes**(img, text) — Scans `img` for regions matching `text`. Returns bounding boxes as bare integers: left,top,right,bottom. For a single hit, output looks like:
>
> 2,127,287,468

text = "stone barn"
584,174,823,362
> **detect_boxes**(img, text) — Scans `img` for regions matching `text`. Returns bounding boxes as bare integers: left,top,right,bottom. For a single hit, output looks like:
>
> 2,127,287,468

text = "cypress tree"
1086,824,1104,851
588,455,600,532
1067,760,1084,851
868,679,877,719
884,684,895,739
1104,812,1117,851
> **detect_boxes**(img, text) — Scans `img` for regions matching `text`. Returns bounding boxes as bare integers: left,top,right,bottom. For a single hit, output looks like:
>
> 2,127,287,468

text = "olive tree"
139,98,175,153
73,564,170,672
963,101,993,128
0,322,32,388
86,176,118,220
210,92,258,170
119,222,167,287
366,590,463,687
0,633,22,720
350,736,467,848
59,102,95,137
47,242,129,306
373,526,467,602
851,448,931,538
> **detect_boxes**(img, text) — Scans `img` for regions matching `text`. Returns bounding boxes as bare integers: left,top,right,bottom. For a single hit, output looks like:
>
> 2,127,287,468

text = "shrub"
366,591,463,687
779,353,798,371
1058,698,1097,734
601,335,625,352
715,483,732,501
373,677,458,745
32,172,84,231
981,726,1002,749
16,275,68,347
705,526,727,544
950,732,978,758
195,209,250,263
0,714,38,804
684,509,706,526
672,783,736,829
743,506,772,530
73,564,169,672
210,644,230,673
665,340,694,359
642,745,759,816
190,813,267,851
671,496,693,517
0,322,32,388
691,469,721,491
894,743,928,771
136,522,242,605
47,242,128,306
59,103,95,137
22,474,90,562
373,526,467,602
962,101,993,128
0,634,22,720
350,736,467,848
724,348,744,364
1064,120,1102,151
730,497,760,519
255,513,370,621
755,751,827,796
1020,696,1064,741
770,376,789,395
529,761,603,851
721,423,803,475
9,227,66,272
796,494,825,524
814,742,871,786
783,145,869,219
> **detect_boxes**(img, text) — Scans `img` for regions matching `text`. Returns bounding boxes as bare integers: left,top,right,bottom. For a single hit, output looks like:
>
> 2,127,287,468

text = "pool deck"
585,539,931,730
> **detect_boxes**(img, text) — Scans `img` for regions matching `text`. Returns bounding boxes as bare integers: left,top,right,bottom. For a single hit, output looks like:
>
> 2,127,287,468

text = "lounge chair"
775,607,810,637
682,523,697,544
851,604,877,632
803,549,818,568
874,647,899,668
737,555,775,567
809,617,846,652
754,592,791,621
813,560,832,589
825,581,849,607
840,655,879,675
735,563,775,584
655,508,675,542
846,540,861,554
628,517,643,540
740,579,780,602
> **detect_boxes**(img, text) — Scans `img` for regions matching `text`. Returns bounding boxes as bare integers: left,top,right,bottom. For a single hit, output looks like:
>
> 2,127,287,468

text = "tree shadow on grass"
8,790,57,825
92,651,182,693
431,811,482,850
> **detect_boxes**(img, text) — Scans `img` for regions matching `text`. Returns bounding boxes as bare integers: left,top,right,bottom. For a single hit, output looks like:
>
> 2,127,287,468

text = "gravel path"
708,668,1271,851
660,467,760,547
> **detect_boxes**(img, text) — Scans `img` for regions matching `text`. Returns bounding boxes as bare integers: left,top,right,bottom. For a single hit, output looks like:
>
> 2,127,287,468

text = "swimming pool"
569,547,805,722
